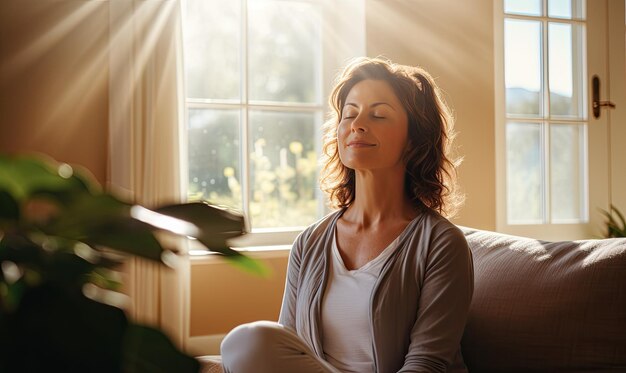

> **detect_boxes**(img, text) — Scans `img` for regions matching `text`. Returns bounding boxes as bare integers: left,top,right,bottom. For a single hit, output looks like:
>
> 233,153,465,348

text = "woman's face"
337,79,409,172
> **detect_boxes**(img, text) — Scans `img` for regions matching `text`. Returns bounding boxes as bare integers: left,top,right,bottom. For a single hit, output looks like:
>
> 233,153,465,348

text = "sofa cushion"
460,228,626,372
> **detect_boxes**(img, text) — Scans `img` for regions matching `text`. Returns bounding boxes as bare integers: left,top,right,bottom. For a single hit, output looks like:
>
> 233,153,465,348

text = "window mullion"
542,12,552,224
544,21,551,119
240,0,251,232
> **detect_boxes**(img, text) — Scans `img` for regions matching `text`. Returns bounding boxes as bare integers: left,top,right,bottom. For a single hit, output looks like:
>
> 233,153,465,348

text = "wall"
366,0,496,230
190,251,289,334
0,0,110,184
609,0,626,215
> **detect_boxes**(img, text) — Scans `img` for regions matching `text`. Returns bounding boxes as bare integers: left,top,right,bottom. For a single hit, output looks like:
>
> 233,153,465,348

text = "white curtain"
107,0,188,349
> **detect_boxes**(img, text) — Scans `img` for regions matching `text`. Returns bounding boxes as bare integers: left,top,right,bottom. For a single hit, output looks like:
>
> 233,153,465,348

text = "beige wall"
366,0,496,230
0,0,110,184
609,0,626,215
190,252,288,336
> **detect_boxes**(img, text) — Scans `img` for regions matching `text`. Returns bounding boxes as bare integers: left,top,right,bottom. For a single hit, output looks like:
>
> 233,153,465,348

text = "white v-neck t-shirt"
320,229,399,373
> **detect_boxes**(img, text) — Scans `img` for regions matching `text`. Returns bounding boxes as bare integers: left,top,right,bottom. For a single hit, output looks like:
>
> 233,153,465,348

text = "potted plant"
0,154,264,372
600,204,626,238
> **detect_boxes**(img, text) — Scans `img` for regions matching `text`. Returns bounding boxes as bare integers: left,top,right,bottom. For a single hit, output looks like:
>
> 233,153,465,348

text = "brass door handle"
593,101,616,109
592,75,616,119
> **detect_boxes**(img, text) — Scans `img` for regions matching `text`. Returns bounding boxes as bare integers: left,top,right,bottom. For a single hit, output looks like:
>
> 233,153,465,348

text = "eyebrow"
344,102,396,111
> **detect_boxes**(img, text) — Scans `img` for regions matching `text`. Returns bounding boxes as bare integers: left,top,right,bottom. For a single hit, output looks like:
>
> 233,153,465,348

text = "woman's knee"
221,322,332,373
221,321,285,359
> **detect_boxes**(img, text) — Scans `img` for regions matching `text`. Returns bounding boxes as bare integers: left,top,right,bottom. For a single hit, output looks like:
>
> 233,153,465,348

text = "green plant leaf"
0,233,45,266
0,189,19,221
0,155,91,203
611,204,626,230
88,268,123,291
85,219,164,262
154,202,245,248
40,193,166,261
1,155,253,369
0,278,27,314
221,250,271,277
599,205,626,238
47,251,98,287
1,283,128,372
154,202,269,275
123,324,200,373
0,234,99,292
44,194,131,240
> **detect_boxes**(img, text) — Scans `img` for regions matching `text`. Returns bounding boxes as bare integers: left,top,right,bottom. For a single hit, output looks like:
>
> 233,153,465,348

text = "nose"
350,115,367,133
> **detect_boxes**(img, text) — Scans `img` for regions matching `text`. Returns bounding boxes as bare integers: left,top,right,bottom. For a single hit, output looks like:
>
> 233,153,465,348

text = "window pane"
188,109,242,210
504,0,542,16
505,19,542,117
549,22,585,118
507,122,544,224
249,111,319,228
184,0,240,100
248,1,321,104
550,124,585,223
548,0,585,19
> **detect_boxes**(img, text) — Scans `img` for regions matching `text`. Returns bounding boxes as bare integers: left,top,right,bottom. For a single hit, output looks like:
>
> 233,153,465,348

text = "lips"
347,140,376,147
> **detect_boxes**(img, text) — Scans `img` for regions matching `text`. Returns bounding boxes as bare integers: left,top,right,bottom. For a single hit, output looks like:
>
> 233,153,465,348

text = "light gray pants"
220,321,340,373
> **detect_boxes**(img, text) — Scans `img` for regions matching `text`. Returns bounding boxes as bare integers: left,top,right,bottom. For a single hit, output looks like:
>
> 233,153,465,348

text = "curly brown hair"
320,57,463,217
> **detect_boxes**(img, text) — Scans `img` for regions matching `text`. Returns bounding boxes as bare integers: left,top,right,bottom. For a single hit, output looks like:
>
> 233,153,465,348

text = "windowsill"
189,244,292,257
189,244,292,265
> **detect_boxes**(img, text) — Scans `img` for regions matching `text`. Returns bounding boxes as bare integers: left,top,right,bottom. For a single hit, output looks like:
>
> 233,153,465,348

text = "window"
502,0,587,225
182,0,365,246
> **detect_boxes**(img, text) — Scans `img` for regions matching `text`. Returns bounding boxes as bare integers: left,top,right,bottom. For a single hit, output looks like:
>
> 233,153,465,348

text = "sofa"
460,227,626,372
198,228,626,372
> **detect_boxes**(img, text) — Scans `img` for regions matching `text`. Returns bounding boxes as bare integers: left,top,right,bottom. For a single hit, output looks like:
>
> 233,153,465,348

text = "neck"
344,168,416,227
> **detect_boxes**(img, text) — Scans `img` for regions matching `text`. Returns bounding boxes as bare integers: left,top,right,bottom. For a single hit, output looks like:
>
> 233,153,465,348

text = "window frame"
181,0,365,248
495,0,591,238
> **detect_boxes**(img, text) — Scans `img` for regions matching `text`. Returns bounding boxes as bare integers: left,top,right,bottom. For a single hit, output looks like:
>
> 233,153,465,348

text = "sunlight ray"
29,0,180,150
3,1,105,77
108,0,177,122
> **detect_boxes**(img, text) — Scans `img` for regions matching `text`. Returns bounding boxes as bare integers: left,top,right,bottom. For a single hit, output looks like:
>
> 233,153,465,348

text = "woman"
221,57,474,373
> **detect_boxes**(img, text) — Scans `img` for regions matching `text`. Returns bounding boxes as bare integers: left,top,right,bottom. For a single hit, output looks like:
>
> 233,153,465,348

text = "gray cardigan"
278,209,474,373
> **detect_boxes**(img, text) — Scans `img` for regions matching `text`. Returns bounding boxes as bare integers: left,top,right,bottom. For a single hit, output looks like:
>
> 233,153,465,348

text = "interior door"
496,0,617,240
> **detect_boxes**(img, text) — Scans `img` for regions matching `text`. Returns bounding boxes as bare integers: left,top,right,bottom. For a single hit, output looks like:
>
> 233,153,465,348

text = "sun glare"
130,205,200,238
3,1,180,146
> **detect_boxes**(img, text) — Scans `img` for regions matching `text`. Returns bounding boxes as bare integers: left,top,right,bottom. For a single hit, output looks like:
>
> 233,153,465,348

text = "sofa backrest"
460,227,626,372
